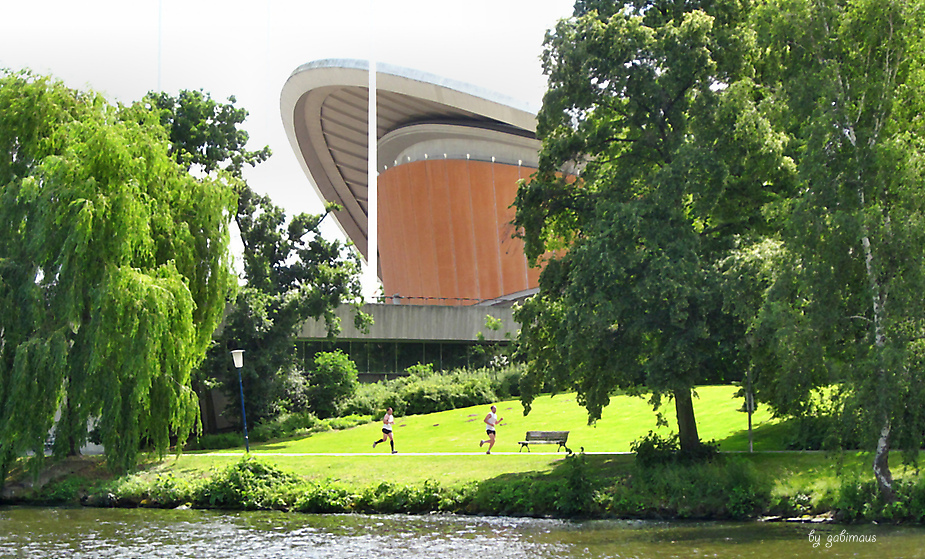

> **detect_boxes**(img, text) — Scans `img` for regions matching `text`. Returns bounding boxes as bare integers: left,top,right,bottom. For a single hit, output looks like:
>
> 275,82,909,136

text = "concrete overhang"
280,59,540,262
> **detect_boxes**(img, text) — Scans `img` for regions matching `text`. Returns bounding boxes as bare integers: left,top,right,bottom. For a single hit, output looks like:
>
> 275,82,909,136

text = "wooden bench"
518,430,571,454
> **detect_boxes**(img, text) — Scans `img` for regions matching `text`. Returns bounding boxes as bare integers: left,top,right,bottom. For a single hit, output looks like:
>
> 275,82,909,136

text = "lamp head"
231,349,245,368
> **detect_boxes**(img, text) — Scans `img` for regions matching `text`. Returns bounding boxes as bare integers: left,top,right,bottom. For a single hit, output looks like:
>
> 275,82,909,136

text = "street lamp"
230,349,249,453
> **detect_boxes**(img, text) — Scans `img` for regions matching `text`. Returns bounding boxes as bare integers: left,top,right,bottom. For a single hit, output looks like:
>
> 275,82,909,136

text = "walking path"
183,450,805,457
187,451,629,457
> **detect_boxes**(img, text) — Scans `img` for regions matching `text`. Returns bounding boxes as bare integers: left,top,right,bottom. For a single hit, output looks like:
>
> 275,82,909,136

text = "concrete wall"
297,303,519,342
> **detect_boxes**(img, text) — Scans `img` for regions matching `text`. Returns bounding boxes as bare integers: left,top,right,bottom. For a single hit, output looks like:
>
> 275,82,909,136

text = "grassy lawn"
225,385,779,456
149,385,785,486
11,384,921,519
144,386,920,495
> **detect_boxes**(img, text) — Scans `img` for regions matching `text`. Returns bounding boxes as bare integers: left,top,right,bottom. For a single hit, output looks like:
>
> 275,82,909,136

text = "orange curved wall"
377,159,541,304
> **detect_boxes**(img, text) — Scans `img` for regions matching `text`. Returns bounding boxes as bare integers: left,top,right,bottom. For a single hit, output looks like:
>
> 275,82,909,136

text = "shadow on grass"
466,453,637,516
715,421,794,452
471,453,633,488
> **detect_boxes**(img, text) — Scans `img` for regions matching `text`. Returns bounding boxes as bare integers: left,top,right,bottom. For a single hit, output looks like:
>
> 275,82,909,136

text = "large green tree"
145,90,367,426
202,189,367,424
514,0,794,451
0,73,236,477
748,0,925,500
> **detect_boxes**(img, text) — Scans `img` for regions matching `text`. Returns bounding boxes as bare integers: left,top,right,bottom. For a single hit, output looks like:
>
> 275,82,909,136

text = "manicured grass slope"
251,385,779,455
120,387,918,518
163,386,784,486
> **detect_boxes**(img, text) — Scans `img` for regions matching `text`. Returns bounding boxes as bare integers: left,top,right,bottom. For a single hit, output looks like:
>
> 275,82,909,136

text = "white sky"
0,0,574,293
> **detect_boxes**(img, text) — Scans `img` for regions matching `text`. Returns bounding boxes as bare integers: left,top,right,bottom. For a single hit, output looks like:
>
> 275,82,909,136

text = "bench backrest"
525,430,569,442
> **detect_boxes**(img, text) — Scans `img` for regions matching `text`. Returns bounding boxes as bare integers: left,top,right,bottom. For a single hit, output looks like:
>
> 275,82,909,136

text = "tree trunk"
197,380,218,435
873,415,894,501
860,232,894,501
674,388,701,453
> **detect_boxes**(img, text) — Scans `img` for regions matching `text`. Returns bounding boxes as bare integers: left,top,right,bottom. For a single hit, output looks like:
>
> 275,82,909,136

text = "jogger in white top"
479,405,503,454
372,407,397,454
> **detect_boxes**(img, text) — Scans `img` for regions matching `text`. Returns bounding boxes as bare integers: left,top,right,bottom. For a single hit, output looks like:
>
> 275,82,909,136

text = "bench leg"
519,443,530,453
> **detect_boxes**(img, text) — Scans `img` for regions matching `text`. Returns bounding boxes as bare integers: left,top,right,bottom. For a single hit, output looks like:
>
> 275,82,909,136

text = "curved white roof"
280,59,540,260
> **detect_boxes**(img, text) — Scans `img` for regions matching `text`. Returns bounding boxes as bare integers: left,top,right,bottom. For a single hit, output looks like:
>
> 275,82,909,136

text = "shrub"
354,480,445,513
556,452,595,517
250,411,319,442
495,366,523,398
340,363,526,418
192,432,246,450
631,431,719,468
338,380,399,416
34,476,89,504
784,415,862,450
835,476,925,523
142,473,199,508
308,350,359,419
322,414,372,431
293,481,355,513
602,457,770,519
631,431,680,467
196,457,300,510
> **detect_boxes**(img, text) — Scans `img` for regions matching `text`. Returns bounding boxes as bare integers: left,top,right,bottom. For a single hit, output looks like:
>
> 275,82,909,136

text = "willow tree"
514,0,795,451
748,0,925,500
144,89,367,426
0,72,236,477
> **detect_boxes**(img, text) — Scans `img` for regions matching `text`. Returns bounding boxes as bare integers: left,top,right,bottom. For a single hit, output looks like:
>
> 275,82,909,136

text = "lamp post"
230,349,249,453
746,367,754,453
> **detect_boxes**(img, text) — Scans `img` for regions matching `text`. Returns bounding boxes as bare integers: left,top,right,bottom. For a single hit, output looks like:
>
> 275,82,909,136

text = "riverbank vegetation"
5,390,925,523
12,450,925,523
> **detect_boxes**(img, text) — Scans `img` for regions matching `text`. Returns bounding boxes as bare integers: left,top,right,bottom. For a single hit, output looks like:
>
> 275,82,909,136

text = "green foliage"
191,412,374,450
196,457,300,510
340,364,526,417
147,89,369,429
34,476,91,504
473,315,515,369
338,381,394,417
631,431,720,468
600,457,771,519
292,481,355,513
307,351,359,419
556,452,595,517
192,432,247,451
513,0,792,452
104,471,201,509
400,373,493,415
290,479,471,514
0,71,236,476
631,432,684,467
782,413,864,452
142,89,270,177
354,480,446,514
836,476,925,523
746,0,925,497
248,411,319,442
464,453,602,518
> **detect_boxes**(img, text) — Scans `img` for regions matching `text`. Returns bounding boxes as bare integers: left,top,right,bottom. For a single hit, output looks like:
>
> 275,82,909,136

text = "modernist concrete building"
281,59,543,306
280,59,546,378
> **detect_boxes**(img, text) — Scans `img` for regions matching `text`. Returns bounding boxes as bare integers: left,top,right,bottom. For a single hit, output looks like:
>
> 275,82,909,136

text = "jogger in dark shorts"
479,405,503,454
372,407,397,454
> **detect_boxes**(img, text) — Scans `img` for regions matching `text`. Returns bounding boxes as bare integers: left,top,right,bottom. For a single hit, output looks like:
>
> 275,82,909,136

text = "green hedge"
188,413,373,450
340,364,525,417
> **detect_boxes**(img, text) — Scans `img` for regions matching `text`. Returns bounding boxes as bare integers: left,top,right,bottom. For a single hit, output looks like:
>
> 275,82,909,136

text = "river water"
1,506,924,558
